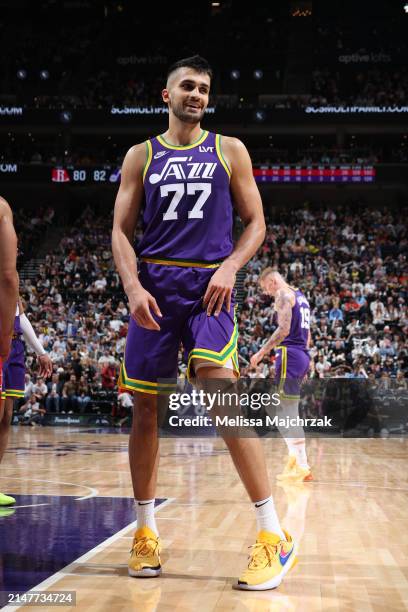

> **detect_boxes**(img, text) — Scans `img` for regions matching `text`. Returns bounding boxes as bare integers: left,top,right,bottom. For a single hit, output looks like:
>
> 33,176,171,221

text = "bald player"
0,197,19,507
251,268,313,482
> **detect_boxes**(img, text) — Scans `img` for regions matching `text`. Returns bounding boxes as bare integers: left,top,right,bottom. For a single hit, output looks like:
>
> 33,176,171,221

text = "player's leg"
274,347,312,482
120,290,180,578
184,278,297,590
195,364,297,590
275,397,312,482
0,346,24,505
0,397,14,462
129,392,159,522
0,398,16,505
127,391,162,577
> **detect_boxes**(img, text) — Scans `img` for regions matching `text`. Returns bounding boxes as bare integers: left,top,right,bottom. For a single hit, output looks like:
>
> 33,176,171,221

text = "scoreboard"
254,166,375,183
50,167,121,183
0,164,375,184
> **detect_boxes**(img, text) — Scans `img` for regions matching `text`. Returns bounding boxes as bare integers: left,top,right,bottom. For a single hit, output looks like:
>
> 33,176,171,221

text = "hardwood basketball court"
1,428,407,611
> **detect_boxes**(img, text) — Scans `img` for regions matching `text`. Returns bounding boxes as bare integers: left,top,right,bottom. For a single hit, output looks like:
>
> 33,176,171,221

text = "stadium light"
253,69,263,80
60,111,72,124
16,70,27,79
254,110,266,122
230,70,240,80
404,3,408,13
40,70,50,80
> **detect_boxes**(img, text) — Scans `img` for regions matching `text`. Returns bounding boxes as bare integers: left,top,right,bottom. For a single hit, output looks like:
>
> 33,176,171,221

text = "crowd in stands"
252,148,380,166
313,17,407,59
14,201,407,423
239,205,407,387
1,8,285,109
14,206,55,265
2,9,407,110
4,140,406,167
20,209,126,419
311,67,408,108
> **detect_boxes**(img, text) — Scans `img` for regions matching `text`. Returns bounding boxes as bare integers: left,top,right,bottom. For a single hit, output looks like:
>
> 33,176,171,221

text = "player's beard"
170,98,206,124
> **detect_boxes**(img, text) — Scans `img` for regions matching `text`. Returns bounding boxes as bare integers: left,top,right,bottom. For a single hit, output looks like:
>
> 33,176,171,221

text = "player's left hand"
203,263,236,316
37,354,53,379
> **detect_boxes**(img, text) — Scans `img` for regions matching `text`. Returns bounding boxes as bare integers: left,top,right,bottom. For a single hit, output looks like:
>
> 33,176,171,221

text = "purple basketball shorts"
274,345,310,400
119,262,239,395
1,337,25,400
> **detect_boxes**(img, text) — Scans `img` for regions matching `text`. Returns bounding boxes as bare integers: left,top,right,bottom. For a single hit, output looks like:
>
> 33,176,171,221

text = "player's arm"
112,144,162,331
203,137,266,316
250,289,294,368
0,197,18,361
18,297,53,378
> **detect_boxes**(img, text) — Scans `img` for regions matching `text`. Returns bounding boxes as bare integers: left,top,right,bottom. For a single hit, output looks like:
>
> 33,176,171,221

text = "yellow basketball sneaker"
0,507,15,518
0,493,16,506
276,455,297,480
128,526,162,578
277,456,313,482
236,530,297,590
290,464,313,482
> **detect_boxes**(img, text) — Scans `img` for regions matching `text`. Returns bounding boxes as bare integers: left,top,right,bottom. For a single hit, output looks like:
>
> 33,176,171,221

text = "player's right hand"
128,287,162,331
250,349,264,369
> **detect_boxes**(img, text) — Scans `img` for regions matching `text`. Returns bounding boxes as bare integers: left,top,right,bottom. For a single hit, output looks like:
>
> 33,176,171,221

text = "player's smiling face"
163,68,210,124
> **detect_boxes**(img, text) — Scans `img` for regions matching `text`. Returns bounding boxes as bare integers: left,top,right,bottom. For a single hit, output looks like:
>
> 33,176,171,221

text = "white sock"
253,495,285,540
135,499,158,534
284,438,297,457
292,439,309,469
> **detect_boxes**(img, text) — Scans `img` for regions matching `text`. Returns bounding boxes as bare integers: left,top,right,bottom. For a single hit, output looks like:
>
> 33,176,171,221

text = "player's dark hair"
167,55,213,81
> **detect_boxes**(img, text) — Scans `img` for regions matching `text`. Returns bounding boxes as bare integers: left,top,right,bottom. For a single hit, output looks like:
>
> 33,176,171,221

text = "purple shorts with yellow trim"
1,337,25,400
275,345,310,400
119,261,239,395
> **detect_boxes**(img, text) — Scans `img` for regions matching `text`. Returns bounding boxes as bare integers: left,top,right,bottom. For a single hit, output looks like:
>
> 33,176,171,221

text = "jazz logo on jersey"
149,156,217,184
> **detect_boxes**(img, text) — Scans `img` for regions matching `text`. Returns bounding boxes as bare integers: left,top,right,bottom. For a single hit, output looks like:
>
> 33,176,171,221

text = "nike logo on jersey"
154,151,168,160
149,156,217,184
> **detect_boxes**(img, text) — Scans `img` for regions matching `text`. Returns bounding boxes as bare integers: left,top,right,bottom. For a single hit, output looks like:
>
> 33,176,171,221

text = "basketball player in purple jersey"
0,297,53,507
251,269,313,482
112,56,297,590
0,197,18,508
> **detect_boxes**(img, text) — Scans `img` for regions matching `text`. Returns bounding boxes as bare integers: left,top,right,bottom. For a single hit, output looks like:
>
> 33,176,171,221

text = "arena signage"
0,163,18,173
0,106,23,116
116,55,167,65
305,106,408,114
110,106,216,115
338,52,392,64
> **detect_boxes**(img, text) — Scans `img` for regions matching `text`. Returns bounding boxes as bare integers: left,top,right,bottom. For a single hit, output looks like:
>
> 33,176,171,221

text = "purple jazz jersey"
2,319,25,399
275,289,310,399
137,130,233,265
120,132,238,394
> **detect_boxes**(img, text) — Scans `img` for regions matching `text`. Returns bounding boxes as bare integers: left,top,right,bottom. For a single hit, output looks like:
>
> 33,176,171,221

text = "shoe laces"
247,541,279,569
131,536,159,556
